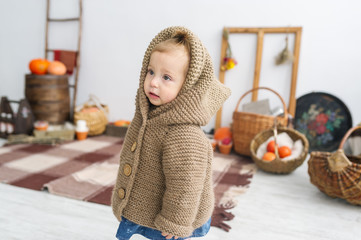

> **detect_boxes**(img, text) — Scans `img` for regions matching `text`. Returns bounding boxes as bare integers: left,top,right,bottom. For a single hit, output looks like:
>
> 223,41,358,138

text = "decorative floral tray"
295,92,352,152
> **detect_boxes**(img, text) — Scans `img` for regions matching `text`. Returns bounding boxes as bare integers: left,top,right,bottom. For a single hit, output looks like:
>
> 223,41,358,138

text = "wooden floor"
1,138,360,239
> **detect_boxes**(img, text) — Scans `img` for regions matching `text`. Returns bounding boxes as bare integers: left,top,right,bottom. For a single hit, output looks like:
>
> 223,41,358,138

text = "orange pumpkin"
266,140,278,153
81,107,99,113
214,127,232,141
114,120,131,126
278,146,292,158
29,58,50,75
47,61,67,75
262,152,276,161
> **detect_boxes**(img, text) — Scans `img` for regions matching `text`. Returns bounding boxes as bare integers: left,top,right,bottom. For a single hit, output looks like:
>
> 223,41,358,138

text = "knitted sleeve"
154,125,210,237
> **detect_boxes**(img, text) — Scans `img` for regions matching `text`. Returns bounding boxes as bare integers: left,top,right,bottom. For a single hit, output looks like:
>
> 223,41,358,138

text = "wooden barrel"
25,74,70,124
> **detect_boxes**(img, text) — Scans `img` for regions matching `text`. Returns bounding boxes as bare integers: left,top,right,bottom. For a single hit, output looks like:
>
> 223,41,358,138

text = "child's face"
144,48,189,106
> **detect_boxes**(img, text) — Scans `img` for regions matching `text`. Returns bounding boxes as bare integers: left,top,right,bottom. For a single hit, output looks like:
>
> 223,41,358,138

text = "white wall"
1,0,360,132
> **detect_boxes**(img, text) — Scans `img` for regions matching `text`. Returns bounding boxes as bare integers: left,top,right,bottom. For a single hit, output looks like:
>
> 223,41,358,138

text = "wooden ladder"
44,0,83,121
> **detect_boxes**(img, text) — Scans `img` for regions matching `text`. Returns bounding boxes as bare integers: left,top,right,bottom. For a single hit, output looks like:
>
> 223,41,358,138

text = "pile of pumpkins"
29,58,67,75
213,127,233,154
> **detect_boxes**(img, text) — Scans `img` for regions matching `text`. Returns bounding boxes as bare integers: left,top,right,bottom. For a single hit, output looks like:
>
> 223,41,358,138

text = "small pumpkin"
214,127,232,141
81,107,99,113
114,120,131,127
47,61,67,75
29,58,50,75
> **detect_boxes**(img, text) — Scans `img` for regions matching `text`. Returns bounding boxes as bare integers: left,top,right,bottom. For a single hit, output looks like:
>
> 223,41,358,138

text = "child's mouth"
149,92,159,99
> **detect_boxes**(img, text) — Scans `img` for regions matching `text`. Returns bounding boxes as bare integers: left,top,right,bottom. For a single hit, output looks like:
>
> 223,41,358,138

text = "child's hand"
161,232,179,239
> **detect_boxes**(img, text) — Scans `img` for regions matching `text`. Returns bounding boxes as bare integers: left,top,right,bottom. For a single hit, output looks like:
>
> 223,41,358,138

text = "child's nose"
150,77,159,87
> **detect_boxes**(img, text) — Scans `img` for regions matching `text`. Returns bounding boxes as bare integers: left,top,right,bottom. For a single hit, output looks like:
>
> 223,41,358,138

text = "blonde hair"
152,31,191,60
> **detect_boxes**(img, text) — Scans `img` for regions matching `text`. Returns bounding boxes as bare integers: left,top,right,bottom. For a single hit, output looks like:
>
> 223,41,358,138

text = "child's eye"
148,69,154,75
163,75,171,81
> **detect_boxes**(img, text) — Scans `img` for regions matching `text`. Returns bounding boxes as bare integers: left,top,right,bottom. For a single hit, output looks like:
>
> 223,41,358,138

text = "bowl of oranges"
250,126,309,174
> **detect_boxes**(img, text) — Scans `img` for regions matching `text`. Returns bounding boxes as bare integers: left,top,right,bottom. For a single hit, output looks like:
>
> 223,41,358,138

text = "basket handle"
234,87,288,123
272,119,280,158
327,126,361,172
87,94,106,112
75,94,108,117
338,125,361,150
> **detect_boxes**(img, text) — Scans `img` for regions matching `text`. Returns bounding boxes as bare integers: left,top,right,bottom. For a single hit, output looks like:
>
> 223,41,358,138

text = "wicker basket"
73,95,109,136
105,124,128,138
233,87,288,156
308,126,361,205
250,126,309,174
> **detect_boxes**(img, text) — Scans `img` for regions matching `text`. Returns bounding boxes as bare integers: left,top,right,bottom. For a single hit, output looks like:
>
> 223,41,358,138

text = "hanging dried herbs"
275,35,294,65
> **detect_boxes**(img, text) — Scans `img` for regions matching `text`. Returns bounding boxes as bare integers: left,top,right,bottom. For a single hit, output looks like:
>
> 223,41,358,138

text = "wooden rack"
45,0,83,120
215,27,302,130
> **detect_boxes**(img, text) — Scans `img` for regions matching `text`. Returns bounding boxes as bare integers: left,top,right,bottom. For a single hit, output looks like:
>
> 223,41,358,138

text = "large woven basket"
73,95,109,136
233,87,288,156
308,126,361,205
250,126,309,174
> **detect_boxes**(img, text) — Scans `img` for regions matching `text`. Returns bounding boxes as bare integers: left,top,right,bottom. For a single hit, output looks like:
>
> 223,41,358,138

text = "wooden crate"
33,122,75,141
105,124,128,138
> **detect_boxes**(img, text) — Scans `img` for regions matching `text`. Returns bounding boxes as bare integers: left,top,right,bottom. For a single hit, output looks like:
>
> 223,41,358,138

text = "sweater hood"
137,26,231,126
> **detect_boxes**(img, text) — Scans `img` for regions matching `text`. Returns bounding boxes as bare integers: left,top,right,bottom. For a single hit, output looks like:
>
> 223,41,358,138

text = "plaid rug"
0,135,255,231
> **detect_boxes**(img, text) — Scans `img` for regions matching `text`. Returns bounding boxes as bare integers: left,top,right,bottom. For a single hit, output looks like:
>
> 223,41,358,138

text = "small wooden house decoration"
0,96,35,138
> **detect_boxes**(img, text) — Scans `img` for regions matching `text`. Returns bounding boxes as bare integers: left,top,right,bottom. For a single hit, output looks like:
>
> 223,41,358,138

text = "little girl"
111,26,231,240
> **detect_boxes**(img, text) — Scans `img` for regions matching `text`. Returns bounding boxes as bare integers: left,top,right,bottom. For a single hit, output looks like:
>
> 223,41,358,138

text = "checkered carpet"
0,135,256,231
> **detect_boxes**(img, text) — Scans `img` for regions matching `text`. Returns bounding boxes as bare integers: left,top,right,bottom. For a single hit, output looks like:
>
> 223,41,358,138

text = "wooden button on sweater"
131,142,137,152
123,164,132,176
118,188,125,199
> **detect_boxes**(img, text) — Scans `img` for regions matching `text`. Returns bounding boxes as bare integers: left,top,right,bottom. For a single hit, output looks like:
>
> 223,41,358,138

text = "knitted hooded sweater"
111,26,231,237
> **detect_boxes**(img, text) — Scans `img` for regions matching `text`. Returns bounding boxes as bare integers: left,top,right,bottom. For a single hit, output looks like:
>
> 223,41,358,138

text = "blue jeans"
116,217,211,240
